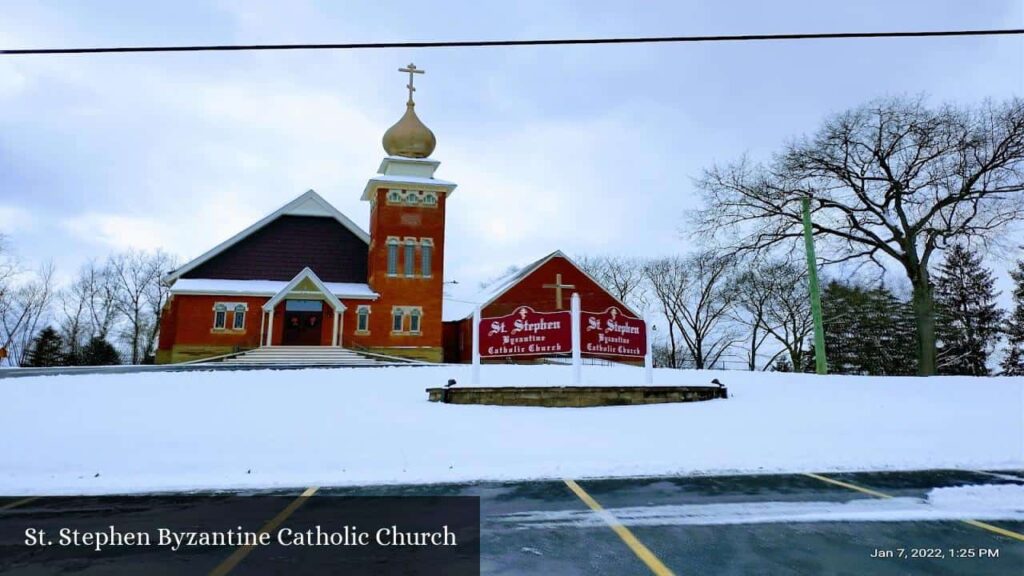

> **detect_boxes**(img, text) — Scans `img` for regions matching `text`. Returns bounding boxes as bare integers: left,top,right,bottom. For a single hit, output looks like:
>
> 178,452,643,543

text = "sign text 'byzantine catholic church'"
156,65,640,364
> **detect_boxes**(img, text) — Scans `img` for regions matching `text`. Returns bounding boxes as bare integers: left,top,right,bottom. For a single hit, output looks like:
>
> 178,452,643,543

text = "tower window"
386,238,399,275
404,240,416,276
423,193,437,206
356,305,370,333
409,309,421,333
421,238,433,278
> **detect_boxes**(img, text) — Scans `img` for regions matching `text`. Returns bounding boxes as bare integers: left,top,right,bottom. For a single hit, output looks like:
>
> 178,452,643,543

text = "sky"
0,0,1022,296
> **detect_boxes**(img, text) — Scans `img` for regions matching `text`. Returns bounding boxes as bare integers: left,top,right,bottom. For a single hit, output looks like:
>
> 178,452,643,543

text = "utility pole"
802,197,828,375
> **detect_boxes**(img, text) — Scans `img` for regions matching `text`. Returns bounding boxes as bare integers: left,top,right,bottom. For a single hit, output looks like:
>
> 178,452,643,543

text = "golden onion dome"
382,102,436,158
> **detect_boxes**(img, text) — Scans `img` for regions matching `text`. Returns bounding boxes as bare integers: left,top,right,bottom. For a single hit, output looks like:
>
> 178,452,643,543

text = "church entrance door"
282,299,324,346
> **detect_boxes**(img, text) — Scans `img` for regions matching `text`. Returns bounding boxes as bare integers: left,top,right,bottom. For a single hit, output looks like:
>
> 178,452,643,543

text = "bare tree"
759,261,815,371
0,263,55,366
575,254,649,314
110,250,173,364
696,97,1024,375
644,252,740,369
730,262,784,370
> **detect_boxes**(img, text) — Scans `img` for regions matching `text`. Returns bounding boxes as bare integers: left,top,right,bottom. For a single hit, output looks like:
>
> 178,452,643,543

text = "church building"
156,65,637,365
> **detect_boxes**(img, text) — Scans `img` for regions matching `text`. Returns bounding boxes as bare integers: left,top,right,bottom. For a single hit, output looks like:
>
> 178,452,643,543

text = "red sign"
581,306,647,358
479,306,571,357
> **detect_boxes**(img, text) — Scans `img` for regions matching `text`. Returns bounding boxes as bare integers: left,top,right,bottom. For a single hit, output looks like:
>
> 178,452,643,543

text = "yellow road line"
803,473,893,499
208,486,319,576
563,479,675,576
803,472,1024,542
0,497,38,511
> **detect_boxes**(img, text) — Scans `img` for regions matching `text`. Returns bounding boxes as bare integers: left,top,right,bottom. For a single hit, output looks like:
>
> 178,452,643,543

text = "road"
1,469,1021,575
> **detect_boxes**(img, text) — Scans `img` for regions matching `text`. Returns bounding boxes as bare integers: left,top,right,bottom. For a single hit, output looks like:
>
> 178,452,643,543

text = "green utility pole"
802,197,828,375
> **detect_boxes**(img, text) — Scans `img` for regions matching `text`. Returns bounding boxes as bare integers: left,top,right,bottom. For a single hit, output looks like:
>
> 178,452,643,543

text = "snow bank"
0,365,1021,495
497,484,1024,527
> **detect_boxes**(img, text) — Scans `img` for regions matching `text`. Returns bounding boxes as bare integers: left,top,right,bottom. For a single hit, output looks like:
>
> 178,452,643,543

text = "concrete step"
218,346,396,367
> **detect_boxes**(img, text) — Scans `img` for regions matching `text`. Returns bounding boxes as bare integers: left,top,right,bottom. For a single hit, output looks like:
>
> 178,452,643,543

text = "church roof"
164,190,369,283
441,250,639,322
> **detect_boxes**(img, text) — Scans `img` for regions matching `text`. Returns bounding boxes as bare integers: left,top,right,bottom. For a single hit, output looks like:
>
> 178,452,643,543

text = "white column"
259,310,266,347
571,293,581,385
332,310,340,347
644,316,654,385
471,306,481,385
266,309,274,347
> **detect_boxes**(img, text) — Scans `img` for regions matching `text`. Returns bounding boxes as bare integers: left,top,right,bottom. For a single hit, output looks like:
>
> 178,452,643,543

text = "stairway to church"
216,346,413,367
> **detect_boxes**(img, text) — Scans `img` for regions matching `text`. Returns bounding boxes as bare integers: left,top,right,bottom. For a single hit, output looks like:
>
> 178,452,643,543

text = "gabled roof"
441,250,641,321
164,190,369,283
263,267,346,312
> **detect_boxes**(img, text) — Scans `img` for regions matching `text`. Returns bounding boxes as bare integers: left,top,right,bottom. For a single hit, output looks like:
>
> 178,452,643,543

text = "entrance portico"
261,268,346,347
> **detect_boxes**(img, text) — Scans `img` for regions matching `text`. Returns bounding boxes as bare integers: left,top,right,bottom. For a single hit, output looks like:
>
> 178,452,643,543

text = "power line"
3,28,1023,56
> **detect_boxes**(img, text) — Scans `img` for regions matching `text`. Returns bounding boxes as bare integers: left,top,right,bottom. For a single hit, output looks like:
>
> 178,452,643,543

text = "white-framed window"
423,192,437,206
391,306,423,335
233,304,247,330
420,238,433,278
213,304,227,329
404,238,416,276
386,237,399,276
356,305,371,333
387,189,402,204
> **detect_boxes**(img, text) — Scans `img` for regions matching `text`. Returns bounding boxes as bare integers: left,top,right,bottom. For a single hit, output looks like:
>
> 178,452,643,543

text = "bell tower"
359,63,457,362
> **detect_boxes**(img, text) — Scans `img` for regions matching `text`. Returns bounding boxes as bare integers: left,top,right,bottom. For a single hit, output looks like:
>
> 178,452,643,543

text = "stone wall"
425,386,726,407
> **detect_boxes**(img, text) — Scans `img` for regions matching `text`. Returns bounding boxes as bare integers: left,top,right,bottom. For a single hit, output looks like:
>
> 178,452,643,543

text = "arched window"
386,238,399,275
423,192,437,206
404,239,416,276
406,192,419,205
420,238,433,278
409,308,421,333
233,304,247,330
356,305,370,333
213,304,227,329
387,189,402,204
392,307,404,332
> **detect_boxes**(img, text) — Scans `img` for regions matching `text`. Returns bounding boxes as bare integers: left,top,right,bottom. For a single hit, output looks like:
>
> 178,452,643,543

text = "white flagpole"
644,316,654,384
471,306,481,385
571,293,581,385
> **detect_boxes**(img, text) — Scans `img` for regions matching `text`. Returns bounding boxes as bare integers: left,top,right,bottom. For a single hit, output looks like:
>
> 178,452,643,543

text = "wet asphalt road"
1,469,1022,575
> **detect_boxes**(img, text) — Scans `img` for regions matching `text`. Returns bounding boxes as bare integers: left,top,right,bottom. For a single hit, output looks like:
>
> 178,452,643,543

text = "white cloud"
61,213,174,252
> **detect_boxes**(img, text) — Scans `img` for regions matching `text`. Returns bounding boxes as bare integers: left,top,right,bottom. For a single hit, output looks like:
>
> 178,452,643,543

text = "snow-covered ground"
1,365,1021,495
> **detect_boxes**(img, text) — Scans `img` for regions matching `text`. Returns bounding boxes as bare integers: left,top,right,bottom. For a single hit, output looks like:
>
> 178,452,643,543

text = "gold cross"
398,63,425,104
542,273,576,310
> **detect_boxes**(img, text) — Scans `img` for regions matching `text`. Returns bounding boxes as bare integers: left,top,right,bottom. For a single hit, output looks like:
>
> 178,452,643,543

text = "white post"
266,309,274,347
571,293,581,385
471,306,481,385
332,310,340,347
259,310,266,347
644,316,654,385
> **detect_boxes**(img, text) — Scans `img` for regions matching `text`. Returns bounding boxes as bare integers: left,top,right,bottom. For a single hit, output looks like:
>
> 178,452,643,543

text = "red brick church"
156,65,637,364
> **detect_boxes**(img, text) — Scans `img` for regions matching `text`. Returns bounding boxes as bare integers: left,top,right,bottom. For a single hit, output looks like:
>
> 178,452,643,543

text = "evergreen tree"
1001,259,1024,376
78,336,121,366
24,326,68,367
934,245,1004,376
808,281,917,375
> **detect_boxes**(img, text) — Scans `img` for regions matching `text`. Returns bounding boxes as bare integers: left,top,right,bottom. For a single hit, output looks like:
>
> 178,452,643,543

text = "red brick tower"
356,63,457,361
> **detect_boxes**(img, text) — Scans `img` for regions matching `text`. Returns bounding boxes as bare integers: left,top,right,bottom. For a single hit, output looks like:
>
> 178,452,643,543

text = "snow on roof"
170,278,378,300
441,251,565,322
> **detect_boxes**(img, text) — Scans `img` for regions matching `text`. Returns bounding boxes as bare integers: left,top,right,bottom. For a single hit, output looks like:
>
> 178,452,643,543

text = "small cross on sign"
542,274,576,310
399,63,425,104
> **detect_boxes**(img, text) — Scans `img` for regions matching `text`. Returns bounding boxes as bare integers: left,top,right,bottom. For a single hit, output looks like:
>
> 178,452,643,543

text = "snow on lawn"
0,365,1021,495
